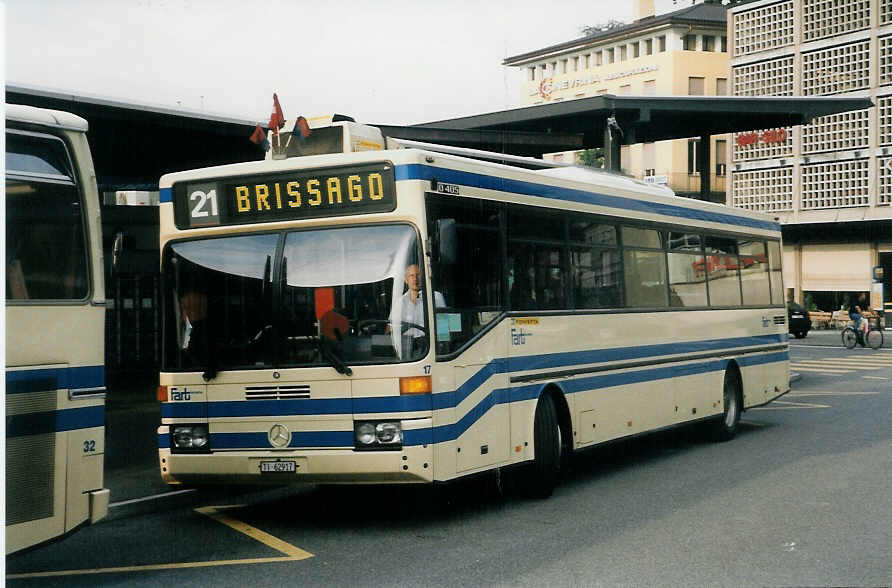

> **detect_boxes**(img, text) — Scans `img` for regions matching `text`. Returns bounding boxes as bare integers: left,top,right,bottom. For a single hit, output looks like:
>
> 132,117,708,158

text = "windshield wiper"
316,334,353,376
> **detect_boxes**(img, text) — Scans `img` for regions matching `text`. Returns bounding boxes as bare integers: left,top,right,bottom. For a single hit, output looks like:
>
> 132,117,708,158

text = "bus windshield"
162,224,428,376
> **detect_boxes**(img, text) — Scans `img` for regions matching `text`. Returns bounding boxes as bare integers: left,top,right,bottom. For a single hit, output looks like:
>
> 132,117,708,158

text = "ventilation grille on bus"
6,389,57,525
774,315,786,325
245,385,311,400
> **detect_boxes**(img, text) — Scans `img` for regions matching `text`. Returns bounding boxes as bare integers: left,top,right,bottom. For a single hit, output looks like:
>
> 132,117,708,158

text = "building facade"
503,0,730,202
728,0,892,314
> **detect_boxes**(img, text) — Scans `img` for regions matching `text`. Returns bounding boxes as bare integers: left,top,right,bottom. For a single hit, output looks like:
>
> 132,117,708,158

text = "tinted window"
5,132,73,179
6,175,88,300
738,239,770,305
622,226,663,249
623,249,668,307
427,197,503,355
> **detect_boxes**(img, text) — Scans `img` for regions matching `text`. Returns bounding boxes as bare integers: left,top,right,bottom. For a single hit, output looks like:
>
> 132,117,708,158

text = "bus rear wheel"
524,394,561,499
711,369,741,442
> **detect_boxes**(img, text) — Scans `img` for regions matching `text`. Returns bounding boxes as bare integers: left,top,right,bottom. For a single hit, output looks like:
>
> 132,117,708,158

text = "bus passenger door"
453,352,510,473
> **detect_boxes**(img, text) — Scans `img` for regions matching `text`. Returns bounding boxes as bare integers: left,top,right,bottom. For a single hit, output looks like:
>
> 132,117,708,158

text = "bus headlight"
354,420,402,450
172,424,210,452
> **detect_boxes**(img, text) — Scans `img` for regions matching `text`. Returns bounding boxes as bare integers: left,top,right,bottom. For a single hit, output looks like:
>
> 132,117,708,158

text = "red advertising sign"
736,128,788,147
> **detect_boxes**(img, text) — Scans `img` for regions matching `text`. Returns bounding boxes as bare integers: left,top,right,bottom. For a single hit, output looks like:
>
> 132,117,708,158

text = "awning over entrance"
385,94,873,201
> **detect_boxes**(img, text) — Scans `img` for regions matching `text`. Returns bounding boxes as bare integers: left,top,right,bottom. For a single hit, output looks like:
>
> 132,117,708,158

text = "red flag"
269,93,285,133
293,116,312,141
249,124,269,151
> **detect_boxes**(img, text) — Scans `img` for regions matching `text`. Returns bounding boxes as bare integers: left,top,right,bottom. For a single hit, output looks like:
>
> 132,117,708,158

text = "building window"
802,0,869,42
733,1,794,57
802,41,869,95
720,35,727,52
716,78,727,95
683,34,697,51
688,76,705,96
583,54,590,69
539,64,547,78
607,48,614,63
703,36,714,52
688,139,701,175
715,139,727,176
801,159,869,209
572,56,579,71
645,38,653,55
731,167,793,212
658,35,666,52
733,56,794,96
528,67,536,81
632,41,639,58
802,109,870,155
620,46,627,61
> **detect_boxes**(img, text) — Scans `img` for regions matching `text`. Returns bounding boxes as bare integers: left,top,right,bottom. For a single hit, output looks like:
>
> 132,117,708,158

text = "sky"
5,0,684,126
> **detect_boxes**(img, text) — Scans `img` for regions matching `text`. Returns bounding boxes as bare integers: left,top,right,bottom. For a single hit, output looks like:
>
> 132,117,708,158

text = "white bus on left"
5,104,109,554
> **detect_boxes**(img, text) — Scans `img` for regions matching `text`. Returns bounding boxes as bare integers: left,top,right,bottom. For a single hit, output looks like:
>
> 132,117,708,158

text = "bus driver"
387,263,445,357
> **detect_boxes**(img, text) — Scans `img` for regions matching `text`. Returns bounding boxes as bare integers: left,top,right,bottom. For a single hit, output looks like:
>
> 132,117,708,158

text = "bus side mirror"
435,219,457,265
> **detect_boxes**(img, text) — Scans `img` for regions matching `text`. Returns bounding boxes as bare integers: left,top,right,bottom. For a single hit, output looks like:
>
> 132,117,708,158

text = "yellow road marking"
195,506,313,559
6,556,306,579
6,505,312,580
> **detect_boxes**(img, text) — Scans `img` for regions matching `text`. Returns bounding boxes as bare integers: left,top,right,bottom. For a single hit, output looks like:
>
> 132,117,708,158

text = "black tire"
842,328,858,349
712,369,741,442
793,331,805,339
867,329,884,350
524,394,561,499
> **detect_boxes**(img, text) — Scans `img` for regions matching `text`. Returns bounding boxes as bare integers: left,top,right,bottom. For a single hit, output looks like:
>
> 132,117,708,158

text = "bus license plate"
260,461,297,473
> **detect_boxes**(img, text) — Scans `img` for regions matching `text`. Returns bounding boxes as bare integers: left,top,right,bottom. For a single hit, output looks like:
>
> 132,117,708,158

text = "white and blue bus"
157,119,788,498
5,104,109,553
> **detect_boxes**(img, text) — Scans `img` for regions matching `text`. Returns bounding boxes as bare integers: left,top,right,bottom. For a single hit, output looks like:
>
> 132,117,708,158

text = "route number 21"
190,189,219,218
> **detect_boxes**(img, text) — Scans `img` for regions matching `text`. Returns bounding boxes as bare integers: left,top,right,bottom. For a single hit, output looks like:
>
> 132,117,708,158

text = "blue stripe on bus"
160,337,787,420
160,187,172,203
5,365,105,395
6,406,105,438
164,350,787,449
394,164,781,232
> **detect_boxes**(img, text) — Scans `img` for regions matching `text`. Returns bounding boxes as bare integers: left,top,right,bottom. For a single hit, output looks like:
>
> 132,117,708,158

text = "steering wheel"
400,322,427,335
356,319,390,335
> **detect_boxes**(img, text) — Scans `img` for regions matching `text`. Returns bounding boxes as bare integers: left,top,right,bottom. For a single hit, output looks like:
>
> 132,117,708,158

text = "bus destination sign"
176,162,396,228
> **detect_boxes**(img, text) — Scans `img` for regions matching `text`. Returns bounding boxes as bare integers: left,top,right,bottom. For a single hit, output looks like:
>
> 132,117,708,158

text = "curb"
790,372,801,384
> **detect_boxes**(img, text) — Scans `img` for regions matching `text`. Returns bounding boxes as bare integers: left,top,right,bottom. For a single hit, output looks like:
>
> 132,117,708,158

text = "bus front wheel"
524,394,561,499
711,369,741,442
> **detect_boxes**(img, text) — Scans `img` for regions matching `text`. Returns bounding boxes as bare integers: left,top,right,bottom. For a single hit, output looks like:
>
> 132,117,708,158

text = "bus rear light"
157,385,169,402
399,376,431,395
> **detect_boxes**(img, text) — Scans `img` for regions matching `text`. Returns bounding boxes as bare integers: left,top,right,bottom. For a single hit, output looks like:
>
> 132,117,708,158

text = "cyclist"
848,292,869,346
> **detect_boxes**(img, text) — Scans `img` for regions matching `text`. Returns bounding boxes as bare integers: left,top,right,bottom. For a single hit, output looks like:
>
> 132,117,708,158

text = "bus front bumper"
158,443,435,485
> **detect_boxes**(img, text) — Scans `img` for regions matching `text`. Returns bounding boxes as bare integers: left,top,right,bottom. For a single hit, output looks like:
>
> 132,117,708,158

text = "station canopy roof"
375,94,874,157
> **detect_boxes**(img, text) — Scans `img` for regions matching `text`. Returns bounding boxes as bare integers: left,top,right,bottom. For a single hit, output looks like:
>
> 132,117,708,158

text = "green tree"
575,148,604,168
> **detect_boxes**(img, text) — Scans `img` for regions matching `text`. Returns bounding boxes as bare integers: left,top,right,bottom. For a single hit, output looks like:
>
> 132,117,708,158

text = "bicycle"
841,317,884,350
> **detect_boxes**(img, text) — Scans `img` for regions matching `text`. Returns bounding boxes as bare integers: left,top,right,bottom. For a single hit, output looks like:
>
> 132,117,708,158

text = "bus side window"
427,196,503,355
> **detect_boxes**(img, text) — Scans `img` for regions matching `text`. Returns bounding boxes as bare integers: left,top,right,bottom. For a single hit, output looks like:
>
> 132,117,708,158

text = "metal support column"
603,116,622,172
699,133,711,201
